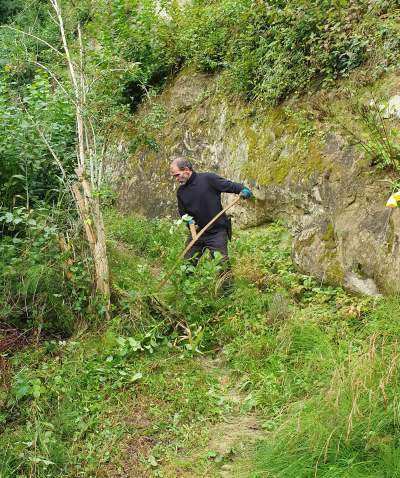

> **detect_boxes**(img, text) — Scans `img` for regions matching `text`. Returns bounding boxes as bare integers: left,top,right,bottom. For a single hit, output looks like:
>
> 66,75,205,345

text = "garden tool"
157,195,242,291
182,215,198,240
189,222,198,240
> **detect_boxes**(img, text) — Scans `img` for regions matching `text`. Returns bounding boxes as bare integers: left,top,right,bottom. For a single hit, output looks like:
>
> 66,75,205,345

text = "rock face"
118,68,400,295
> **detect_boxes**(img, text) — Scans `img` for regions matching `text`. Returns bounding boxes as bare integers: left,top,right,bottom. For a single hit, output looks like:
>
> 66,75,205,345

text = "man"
170,158,252,269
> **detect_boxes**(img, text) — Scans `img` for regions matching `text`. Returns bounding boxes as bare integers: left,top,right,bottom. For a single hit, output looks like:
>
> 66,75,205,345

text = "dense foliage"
1,215,399,477
0,70,86,332
4,0,399,111
0,0,22,24
177,0,400,103
75,0,400,107
1,2,400,475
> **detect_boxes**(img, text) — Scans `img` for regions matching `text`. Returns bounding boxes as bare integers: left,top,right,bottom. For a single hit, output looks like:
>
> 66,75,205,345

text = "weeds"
333,95,400,171
1,213,397,477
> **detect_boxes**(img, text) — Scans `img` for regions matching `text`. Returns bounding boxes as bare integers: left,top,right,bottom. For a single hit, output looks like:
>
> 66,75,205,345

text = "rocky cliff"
118,68,400,296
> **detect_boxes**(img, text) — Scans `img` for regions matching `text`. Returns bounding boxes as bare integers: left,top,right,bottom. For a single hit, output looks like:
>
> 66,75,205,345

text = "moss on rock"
326,260,345,284
235,104,329,187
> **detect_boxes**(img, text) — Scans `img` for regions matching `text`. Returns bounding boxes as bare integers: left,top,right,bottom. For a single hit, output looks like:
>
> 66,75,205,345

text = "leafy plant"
172,0,399,105
0,73,75,208
352,100,400,170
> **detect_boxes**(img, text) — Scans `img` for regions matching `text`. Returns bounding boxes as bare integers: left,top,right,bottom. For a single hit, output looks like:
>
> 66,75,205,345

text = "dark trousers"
184,228,229,264
184,229,233,293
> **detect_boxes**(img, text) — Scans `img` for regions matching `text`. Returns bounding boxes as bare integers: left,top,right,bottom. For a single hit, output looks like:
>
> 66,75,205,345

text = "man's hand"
181,214,194,224
239,187,253,199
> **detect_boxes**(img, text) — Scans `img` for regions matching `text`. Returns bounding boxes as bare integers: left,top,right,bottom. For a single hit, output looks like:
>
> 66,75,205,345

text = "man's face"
170,164,192,185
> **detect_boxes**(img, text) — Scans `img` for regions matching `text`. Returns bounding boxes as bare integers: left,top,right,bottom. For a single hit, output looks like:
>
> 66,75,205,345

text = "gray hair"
171,157,193,171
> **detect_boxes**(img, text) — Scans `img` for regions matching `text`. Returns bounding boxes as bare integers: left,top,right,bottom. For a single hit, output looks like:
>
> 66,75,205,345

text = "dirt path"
105,353,265,478
198,355,265,477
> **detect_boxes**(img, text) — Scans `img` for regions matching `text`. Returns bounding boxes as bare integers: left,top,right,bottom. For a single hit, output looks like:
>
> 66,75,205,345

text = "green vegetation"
334,95,400,173
2,0,400,476
251,299,400,478
0,70,92,333
177,0,395,103
3,0,400,110
2,214,399,477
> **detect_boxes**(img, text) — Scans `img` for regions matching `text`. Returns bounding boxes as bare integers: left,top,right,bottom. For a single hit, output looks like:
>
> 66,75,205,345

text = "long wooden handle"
156,195,242,291
189,223,197,240
178,195,241,260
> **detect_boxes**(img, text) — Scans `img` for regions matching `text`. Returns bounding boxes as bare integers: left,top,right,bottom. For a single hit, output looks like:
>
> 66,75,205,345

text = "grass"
1,211,400,477
0,327,226,477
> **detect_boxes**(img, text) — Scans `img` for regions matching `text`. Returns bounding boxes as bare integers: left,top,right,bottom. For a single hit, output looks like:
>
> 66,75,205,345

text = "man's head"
170,158,193,185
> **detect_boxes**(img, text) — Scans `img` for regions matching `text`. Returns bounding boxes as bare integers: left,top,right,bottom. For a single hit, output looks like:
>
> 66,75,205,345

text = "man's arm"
207,173,244,194
177,192,186,217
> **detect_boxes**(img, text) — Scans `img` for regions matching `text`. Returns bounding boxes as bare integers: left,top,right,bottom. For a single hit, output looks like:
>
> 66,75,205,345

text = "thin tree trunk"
51,0,110,316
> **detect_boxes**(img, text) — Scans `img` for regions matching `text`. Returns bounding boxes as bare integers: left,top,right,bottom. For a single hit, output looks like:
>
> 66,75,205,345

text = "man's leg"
204,230,233,294
204,229,229,260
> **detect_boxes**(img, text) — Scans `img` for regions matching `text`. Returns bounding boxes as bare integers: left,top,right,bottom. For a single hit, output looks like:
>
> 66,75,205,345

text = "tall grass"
251,299,400,477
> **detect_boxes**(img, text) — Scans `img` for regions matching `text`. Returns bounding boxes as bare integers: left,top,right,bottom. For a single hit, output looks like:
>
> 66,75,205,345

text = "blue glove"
182,214,194,225
240,187,252,199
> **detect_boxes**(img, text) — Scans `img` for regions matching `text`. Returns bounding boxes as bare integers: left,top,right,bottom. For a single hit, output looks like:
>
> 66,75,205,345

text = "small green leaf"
131,372,143,382
147,455,158,467
127,337,143,351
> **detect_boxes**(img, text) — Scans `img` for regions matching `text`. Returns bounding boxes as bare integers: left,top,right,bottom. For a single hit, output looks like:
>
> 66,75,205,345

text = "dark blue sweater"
177,171,244,232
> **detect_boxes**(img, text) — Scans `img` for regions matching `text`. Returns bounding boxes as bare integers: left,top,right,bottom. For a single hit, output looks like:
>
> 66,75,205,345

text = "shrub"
175,0,400,104
0,206,95,335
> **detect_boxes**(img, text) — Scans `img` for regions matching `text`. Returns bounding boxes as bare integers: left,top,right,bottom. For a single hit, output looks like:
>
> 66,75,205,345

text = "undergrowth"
4,1,400,110
1,211,399,477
